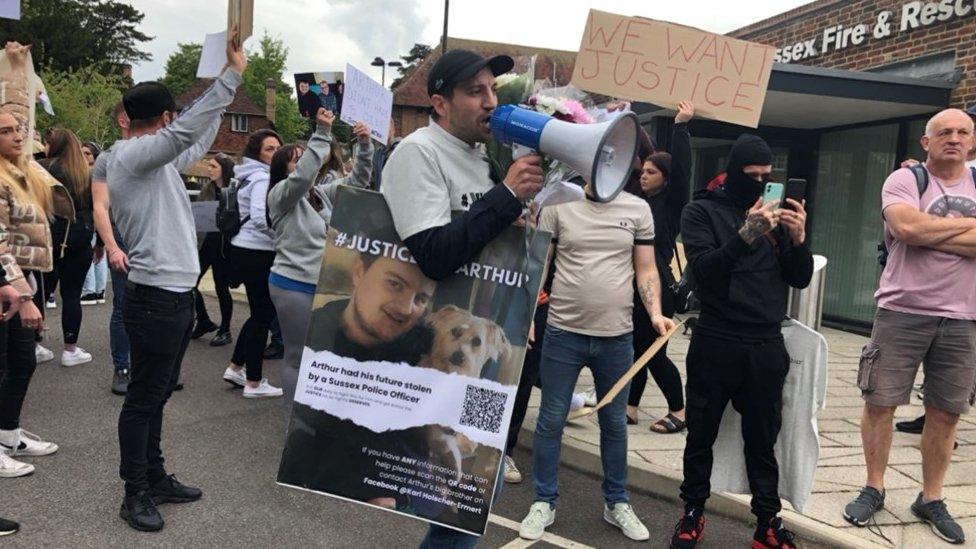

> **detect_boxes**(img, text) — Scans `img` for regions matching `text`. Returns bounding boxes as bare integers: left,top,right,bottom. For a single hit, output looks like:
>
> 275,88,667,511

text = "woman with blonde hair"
39,128,95,367
0,41,75,477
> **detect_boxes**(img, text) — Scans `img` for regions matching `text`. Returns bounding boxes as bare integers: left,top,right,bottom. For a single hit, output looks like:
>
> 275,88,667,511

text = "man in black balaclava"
669,134,814,549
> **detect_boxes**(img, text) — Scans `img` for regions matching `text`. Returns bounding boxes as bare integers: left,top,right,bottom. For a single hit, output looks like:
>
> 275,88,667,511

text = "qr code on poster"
459,385,507,433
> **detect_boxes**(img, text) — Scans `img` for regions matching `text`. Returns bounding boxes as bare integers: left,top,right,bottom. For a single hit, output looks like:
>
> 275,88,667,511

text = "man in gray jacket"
108,30,247,532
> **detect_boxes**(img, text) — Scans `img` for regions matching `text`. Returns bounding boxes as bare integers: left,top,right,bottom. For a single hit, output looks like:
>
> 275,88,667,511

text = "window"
868,52,958,81
231,114,248,133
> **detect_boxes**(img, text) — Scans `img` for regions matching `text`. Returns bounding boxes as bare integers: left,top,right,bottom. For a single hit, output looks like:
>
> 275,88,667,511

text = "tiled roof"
178,79,265,116
393,37,580,108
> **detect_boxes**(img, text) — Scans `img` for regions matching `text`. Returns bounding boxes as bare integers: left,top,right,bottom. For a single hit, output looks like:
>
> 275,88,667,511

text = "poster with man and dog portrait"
277,187,550,536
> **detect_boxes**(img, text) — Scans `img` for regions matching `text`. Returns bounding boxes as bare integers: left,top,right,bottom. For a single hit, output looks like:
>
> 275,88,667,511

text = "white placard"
196,31,228,79
191,201,218,233
339,63,392,144
0,0,21,20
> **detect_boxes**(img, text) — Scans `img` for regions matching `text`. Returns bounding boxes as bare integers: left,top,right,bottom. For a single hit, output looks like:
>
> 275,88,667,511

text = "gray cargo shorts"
859,307,976,415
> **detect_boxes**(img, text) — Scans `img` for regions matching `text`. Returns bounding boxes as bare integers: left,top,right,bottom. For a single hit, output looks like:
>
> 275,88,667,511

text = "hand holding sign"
226,25,248,75
4,41,29,70
316,108,336,130
352,122,371,145
227,0,254,48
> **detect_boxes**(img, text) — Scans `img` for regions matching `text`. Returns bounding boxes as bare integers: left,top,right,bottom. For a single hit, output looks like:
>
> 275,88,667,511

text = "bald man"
843,109,976,544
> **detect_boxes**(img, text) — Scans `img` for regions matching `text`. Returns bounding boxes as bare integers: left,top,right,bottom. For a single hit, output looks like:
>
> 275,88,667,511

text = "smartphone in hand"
763,182,784,209
785,178,807,210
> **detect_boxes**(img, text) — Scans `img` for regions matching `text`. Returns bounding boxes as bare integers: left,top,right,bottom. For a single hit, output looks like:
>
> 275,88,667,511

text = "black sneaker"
191,320,218,340
843,486,885,526
263,341,284,360
896,415,925,434
209,330,232,347
173,379,184,391
0,516,18,536
149,474,202,504
80,293,99,306
119,491,163,532
670,510,705,548
753,517,797,549
911,493,965,544
96,291,106,304
111,370,130,396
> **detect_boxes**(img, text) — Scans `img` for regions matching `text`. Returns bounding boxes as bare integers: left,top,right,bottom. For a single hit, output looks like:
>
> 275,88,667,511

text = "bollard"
787,255,828,331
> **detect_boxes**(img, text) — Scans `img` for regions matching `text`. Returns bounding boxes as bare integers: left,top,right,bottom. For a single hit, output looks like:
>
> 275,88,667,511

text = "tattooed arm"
634,244,675,336
738,199,780,244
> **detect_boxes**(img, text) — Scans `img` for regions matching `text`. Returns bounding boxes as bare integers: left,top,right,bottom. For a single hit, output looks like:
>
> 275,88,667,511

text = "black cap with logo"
427,49,514,97
122,82,178,121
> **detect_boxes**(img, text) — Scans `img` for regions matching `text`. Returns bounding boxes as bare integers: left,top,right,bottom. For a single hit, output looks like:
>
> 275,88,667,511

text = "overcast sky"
128,0,813,86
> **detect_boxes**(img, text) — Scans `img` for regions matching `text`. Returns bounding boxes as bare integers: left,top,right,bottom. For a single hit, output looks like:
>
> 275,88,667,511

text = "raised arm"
173,107,223,173
320,122,374,206
268,110,334,221
116,31,247,173
666,101,693,215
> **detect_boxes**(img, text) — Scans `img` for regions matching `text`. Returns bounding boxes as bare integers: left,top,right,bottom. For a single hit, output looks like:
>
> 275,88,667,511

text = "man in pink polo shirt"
843,108,976,544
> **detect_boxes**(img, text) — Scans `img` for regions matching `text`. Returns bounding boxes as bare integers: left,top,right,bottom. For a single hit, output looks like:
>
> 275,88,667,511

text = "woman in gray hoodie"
266,108,372,405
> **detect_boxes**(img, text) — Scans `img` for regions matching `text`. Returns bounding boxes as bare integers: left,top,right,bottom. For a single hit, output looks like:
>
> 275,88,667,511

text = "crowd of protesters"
0,25,972,549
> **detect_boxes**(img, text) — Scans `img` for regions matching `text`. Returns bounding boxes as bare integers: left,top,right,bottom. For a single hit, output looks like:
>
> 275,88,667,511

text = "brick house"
176,79,275,186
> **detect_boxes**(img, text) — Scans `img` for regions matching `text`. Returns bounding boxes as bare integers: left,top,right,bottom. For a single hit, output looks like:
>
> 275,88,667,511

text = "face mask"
724,171,768,210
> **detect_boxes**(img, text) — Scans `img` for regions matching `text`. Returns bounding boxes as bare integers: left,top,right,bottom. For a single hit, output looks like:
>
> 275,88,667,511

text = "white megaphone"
490,104,640,203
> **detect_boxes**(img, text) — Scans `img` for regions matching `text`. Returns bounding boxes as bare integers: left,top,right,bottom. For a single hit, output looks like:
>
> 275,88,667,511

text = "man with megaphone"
381,49,544,549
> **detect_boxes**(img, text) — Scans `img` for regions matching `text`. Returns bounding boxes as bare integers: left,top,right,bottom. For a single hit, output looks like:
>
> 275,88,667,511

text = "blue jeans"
109,229,130,372
533,326,633,506
418,456,506,548
83,236,108,294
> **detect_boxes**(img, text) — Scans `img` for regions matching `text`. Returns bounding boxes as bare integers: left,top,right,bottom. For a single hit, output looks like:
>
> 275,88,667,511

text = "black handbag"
669,244,699,314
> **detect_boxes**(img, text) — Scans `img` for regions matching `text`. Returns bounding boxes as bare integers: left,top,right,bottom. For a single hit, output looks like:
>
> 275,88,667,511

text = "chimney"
265,79,276,124
121,64,133,86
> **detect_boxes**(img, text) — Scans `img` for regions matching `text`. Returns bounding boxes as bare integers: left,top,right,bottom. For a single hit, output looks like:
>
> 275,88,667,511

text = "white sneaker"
61,347,92,367
581,387,598,407
569,392,585,412
604,502,649,541
44,296,56,309
519,501,555,540
0,453,33,478
0,429,57,457
35,344,54,364
243,379,283,399
222,366,246,387
504,455,522,484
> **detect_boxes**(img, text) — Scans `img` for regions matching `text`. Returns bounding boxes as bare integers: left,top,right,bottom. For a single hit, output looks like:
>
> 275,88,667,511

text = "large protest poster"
571,9,775,128
340,63,393,144
278,187,550,535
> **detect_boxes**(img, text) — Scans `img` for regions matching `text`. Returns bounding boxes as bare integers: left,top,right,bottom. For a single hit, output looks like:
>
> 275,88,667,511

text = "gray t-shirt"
108,69,238,290
92,148,110,182
381,120,495,239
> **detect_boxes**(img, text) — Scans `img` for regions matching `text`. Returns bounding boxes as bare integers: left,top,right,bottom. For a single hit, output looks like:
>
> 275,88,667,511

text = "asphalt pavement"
0,293,827,548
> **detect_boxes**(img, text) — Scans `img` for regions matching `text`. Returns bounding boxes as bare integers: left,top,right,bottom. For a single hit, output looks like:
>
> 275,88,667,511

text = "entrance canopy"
635,63,955,130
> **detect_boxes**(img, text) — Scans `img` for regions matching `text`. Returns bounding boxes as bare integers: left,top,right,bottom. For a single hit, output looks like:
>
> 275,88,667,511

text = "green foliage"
391,43,432,89
272,93,306,144
160,43,202,97
36,65,126,147
0,0,152,72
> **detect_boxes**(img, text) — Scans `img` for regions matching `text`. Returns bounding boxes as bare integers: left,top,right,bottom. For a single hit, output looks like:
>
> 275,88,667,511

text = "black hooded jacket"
681,187,814,341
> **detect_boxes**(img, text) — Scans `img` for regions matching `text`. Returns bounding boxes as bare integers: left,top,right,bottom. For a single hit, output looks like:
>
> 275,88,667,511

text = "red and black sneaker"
753,517,798,549
670,510,705,548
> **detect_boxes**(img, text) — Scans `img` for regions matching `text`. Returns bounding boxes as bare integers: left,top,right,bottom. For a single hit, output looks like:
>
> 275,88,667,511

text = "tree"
0,0,152,72
161,43,203,98
238,33,310,143
36,66,126,147
391,43,432,89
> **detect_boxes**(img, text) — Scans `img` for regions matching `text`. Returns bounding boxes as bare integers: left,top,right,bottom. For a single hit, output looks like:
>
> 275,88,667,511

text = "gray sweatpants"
269,284,314,411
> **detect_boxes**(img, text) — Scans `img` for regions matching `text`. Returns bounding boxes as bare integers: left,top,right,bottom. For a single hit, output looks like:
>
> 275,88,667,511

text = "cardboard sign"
196,31,228,78
339,63,393,144
0,0,20,20
278,187,550,536
571,9,775,128
227,0,253,46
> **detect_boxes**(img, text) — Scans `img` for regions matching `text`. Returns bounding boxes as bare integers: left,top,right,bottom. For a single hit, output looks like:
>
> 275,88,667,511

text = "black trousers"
506,302,548,456
680,332,790,522
194,233,233,332
43,230,94,344
229,246,275,382
627,288,684,411
117,282,193,495
0,312,39,430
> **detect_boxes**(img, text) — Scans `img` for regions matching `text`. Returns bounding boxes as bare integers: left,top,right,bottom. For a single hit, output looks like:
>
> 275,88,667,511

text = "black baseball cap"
122,82,178,121
427,49,514,97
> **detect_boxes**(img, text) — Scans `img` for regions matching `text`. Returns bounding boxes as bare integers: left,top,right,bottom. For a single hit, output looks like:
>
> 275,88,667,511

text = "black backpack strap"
970,167,976,189
909,163,928,196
